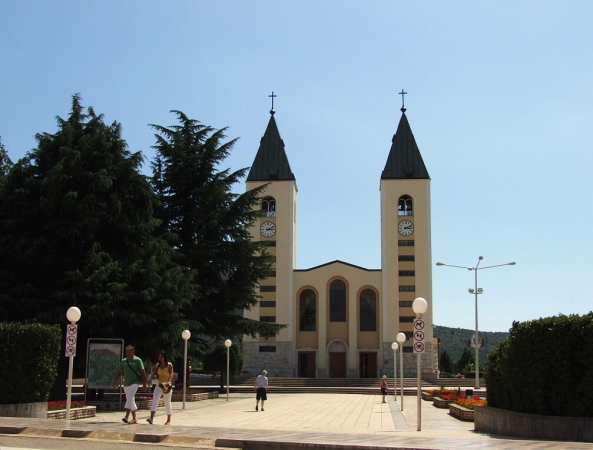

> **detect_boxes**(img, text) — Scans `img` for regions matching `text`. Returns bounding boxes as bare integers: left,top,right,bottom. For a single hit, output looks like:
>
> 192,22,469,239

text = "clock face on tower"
260,221,276,238
398,220,414,236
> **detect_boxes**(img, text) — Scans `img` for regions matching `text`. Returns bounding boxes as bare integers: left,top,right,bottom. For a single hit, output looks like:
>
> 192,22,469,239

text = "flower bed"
454,394,487,410
47,400,85,411
429,389,461,408
448,394,487,422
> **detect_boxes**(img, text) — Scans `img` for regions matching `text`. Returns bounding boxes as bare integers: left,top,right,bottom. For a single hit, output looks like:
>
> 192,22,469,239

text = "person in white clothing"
254,369,268,411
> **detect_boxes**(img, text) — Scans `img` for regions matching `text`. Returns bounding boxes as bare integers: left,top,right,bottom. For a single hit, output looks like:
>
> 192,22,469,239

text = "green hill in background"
434,325,509,365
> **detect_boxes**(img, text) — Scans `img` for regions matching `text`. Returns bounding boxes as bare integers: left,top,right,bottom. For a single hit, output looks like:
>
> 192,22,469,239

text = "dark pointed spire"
381,109,430,180
247,111,295,182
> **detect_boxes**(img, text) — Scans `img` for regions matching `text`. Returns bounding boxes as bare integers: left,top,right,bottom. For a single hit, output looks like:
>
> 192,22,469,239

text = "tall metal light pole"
412,297,428,431
397,332,406,410
65,307,81,421
224,339,232,401
391,342,398,401
436,257,515,389
181,330,191,409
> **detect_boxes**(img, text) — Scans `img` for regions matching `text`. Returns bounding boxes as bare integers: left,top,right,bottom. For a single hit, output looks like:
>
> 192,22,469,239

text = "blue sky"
1,1,592,332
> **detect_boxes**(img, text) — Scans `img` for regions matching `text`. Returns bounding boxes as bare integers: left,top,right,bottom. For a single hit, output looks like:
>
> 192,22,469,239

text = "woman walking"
381,375,388,403
147,350,174,425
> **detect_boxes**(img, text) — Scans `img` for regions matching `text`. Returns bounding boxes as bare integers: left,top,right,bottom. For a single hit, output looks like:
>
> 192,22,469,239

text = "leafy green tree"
150,111,285,345
439,349,454,374
201,342,243,392
0,95,198,362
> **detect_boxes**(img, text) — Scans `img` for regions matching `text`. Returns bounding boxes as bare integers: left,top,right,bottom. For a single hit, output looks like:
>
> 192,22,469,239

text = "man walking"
254,369,268,411
112,345,147,424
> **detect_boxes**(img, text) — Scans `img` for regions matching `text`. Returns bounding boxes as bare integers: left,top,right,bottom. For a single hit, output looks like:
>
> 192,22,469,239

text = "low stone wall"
421,373,437,384
475,406,593,443
87,398,164,410
0,402,47,418
47,406,96,420
449,403,474,421
171,391,218,402
433,397,455,409
421,392,433,401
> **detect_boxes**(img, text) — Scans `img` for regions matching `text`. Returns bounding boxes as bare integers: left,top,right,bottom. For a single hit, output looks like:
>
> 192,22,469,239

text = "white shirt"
255,374,268,388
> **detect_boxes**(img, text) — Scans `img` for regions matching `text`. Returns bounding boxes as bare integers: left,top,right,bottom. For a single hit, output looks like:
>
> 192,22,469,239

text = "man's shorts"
256,387,267,400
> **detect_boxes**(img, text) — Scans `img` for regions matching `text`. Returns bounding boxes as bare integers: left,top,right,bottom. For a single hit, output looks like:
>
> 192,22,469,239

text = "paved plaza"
1,392,592,449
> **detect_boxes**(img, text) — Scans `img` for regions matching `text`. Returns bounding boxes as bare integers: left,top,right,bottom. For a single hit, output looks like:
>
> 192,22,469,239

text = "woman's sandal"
128,420,138,424
146,418,153,424
121,418,129,424
164,421,171,425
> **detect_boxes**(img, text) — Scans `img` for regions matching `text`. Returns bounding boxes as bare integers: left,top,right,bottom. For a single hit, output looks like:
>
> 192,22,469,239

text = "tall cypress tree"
0,137,12,183
151,111,284,343
0,96,198,359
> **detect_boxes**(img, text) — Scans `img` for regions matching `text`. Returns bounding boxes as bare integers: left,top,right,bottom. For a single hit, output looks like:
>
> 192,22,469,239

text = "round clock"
398,220,414,236
260,221,276,238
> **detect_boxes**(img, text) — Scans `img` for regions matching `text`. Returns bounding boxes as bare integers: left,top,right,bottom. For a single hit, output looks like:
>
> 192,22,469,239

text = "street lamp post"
181,330,191,409
436,257,515,389
412,297,428,431
391,342,398,401
397,332,406,410
65,306,81,421
224,339,232,401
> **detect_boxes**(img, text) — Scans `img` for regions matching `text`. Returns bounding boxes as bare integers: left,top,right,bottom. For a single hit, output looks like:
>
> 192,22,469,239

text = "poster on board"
88,343,122,389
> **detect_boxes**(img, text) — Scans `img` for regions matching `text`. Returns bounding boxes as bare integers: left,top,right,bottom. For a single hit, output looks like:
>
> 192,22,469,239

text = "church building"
242,99,436,378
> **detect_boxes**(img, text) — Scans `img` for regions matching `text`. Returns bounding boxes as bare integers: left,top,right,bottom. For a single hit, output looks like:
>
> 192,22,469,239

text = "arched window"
359,289,377,331
398,195,413,216
299,289,316,331
261,196,276,217
329,280,346,322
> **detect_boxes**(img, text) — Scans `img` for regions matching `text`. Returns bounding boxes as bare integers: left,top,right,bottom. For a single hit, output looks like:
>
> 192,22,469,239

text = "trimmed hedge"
485,313,593,417
0,322,61,404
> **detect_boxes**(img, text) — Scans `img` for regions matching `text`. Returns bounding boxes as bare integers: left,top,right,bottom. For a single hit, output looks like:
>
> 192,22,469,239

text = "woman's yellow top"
157,364,171,383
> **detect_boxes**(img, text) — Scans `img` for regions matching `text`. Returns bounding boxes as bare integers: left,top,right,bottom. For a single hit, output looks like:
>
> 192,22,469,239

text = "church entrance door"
359,352,377,378
298,352,316,378
329,352,346,378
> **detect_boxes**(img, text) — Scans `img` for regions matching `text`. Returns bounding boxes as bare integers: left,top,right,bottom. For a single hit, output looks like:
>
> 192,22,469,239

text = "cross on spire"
399,89,407,112
269,91,277,115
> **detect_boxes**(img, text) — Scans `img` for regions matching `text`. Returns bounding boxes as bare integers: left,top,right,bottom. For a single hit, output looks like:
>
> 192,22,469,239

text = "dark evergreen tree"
439,349,454,374
0,137,12,181
454,347,475,374
150,111,284,345
201,342,243,392
0,95,198,362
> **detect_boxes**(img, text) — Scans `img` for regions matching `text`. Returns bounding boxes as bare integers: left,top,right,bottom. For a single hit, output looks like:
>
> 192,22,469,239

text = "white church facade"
242,102,436,378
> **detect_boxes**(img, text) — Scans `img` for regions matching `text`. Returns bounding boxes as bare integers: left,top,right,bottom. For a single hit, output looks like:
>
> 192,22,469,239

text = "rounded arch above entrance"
326,338,348,378
327,338,348,353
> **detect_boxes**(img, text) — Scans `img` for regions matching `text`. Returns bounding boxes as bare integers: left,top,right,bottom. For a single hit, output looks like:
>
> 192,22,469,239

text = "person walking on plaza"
254,369,268,411
381,375,388,403
147,350,174,425
112,345,147,424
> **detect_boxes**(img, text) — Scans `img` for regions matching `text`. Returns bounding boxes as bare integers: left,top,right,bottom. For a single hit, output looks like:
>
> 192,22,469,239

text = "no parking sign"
65,324,78,357
413,319,425,353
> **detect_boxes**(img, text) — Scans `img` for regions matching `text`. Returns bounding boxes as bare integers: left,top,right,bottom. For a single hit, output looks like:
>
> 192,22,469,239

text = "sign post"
65,307,81,421
411,297,428,432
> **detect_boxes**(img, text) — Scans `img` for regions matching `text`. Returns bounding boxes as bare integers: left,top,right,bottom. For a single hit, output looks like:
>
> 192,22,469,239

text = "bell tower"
380,95,434,374
242,96,297,376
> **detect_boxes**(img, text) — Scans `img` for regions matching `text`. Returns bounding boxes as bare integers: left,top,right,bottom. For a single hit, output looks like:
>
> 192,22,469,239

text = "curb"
0,424,446,450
